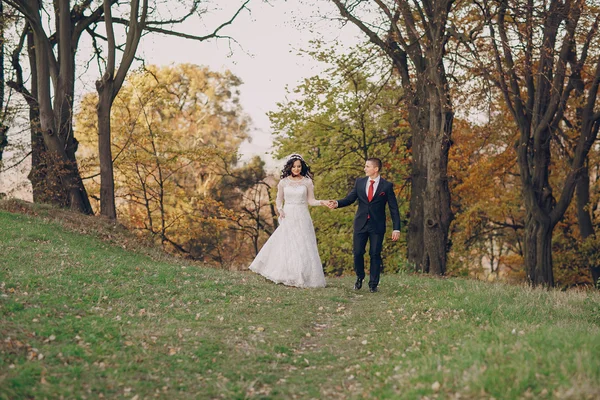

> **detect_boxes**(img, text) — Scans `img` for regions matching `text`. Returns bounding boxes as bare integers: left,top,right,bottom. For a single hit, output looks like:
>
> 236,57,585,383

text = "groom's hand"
391,231,400,242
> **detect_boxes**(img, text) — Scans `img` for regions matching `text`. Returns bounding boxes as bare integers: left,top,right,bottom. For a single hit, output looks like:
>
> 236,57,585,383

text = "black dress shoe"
354,278,363,290
369,286,378,293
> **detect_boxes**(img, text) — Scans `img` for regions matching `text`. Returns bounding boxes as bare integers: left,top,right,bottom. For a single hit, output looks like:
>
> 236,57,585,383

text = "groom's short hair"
367,157,382,171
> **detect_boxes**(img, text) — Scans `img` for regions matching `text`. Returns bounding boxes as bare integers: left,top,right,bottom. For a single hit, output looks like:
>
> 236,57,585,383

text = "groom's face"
364,161,379,178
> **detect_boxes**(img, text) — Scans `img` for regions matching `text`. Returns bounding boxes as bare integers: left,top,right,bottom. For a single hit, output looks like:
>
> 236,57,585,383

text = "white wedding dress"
249,176,326,288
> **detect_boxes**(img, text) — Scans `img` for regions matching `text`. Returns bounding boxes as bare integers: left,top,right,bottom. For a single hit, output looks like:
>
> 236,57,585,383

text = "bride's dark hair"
280,154,313,179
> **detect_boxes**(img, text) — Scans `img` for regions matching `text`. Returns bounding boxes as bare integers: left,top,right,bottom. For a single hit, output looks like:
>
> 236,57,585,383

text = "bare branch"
0,150,32,172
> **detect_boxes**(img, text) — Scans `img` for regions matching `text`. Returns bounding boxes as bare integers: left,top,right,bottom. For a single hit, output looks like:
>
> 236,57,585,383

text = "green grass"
1,207,599,399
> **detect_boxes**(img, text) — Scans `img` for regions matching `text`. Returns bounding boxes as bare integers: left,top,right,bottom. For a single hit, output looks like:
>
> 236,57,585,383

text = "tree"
5,20,59,203
0,0,8,161
76,64,251,265
94,0,250,220
3,0,250,215
467,0,600,286
215,156,278,256
269,44,410,275
448,113,526,281
3,0,107,213
330,0,455,275
95,0,148,219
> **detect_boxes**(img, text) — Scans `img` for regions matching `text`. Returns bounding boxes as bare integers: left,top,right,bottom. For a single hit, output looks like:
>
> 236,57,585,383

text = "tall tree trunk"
54,0,92,213
96,79,117,219
30,21,91,213
518,121,556,287
28,117,49,203
406,62,453,275
576,166,594,238
523,213,554,287
422,95,453,275
61,122,92,212
576,165,600,287
7,25,62,204
406,88,427,271
94,0,148,220
24,29,56,204
0,0,8,161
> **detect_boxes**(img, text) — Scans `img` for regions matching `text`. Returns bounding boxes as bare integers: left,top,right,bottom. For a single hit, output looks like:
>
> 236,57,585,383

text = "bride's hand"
322,200,337,209
279,210,285,219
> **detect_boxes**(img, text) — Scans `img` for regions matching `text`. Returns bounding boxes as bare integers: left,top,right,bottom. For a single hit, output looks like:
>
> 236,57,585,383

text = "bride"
249,154,327,288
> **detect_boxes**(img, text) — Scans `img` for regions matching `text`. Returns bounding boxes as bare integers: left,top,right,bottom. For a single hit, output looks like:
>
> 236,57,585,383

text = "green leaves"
269,43,411,274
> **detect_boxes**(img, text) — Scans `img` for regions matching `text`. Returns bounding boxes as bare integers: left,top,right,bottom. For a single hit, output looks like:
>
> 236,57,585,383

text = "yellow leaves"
73,63,258,264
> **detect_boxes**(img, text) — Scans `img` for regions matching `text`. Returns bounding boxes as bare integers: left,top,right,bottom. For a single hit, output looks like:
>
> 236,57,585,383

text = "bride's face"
291,160,302,177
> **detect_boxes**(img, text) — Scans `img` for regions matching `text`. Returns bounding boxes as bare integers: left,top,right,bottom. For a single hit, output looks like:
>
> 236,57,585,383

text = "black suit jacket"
337,177,401,234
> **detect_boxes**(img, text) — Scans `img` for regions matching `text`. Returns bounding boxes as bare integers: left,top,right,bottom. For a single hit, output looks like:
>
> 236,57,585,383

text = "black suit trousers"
353,219,384,288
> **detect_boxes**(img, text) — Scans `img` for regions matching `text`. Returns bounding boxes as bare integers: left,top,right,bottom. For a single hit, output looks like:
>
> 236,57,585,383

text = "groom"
327,158,401,293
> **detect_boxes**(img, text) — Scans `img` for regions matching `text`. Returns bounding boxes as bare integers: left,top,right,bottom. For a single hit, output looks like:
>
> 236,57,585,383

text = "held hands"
321,200,337,209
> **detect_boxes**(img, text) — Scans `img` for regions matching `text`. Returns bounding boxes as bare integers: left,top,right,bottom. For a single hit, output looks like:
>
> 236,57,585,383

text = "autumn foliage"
76,64,273,268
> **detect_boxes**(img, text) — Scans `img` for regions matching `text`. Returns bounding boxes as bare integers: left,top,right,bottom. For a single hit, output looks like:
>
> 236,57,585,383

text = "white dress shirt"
366,175,381,197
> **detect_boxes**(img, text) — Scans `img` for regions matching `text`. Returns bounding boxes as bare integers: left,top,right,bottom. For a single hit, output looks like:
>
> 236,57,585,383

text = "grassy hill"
1,202,599,399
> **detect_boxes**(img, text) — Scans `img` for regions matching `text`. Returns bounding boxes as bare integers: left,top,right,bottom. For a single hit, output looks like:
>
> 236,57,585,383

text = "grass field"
1,203,599,399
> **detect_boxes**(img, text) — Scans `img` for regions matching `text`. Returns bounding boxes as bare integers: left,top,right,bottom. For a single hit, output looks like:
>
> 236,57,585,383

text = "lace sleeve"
276,179,285,212
305,178,322,206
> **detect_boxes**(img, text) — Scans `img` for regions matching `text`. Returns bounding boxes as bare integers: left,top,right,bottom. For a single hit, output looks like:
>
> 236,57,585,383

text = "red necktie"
368,180,375,202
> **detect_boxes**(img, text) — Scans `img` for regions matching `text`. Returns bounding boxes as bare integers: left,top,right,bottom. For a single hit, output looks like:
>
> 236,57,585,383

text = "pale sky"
0,0,362,198
122,0,361,169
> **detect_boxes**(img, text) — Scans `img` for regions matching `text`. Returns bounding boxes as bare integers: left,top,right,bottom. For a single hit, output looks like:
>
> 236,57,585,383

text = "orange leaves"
73,64,257,265
448,116,524,279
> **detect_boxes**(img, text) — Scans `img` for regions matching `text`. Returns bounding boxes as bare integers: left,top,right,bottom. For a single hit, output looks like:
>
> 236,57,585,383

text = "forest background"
1,0,600,289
